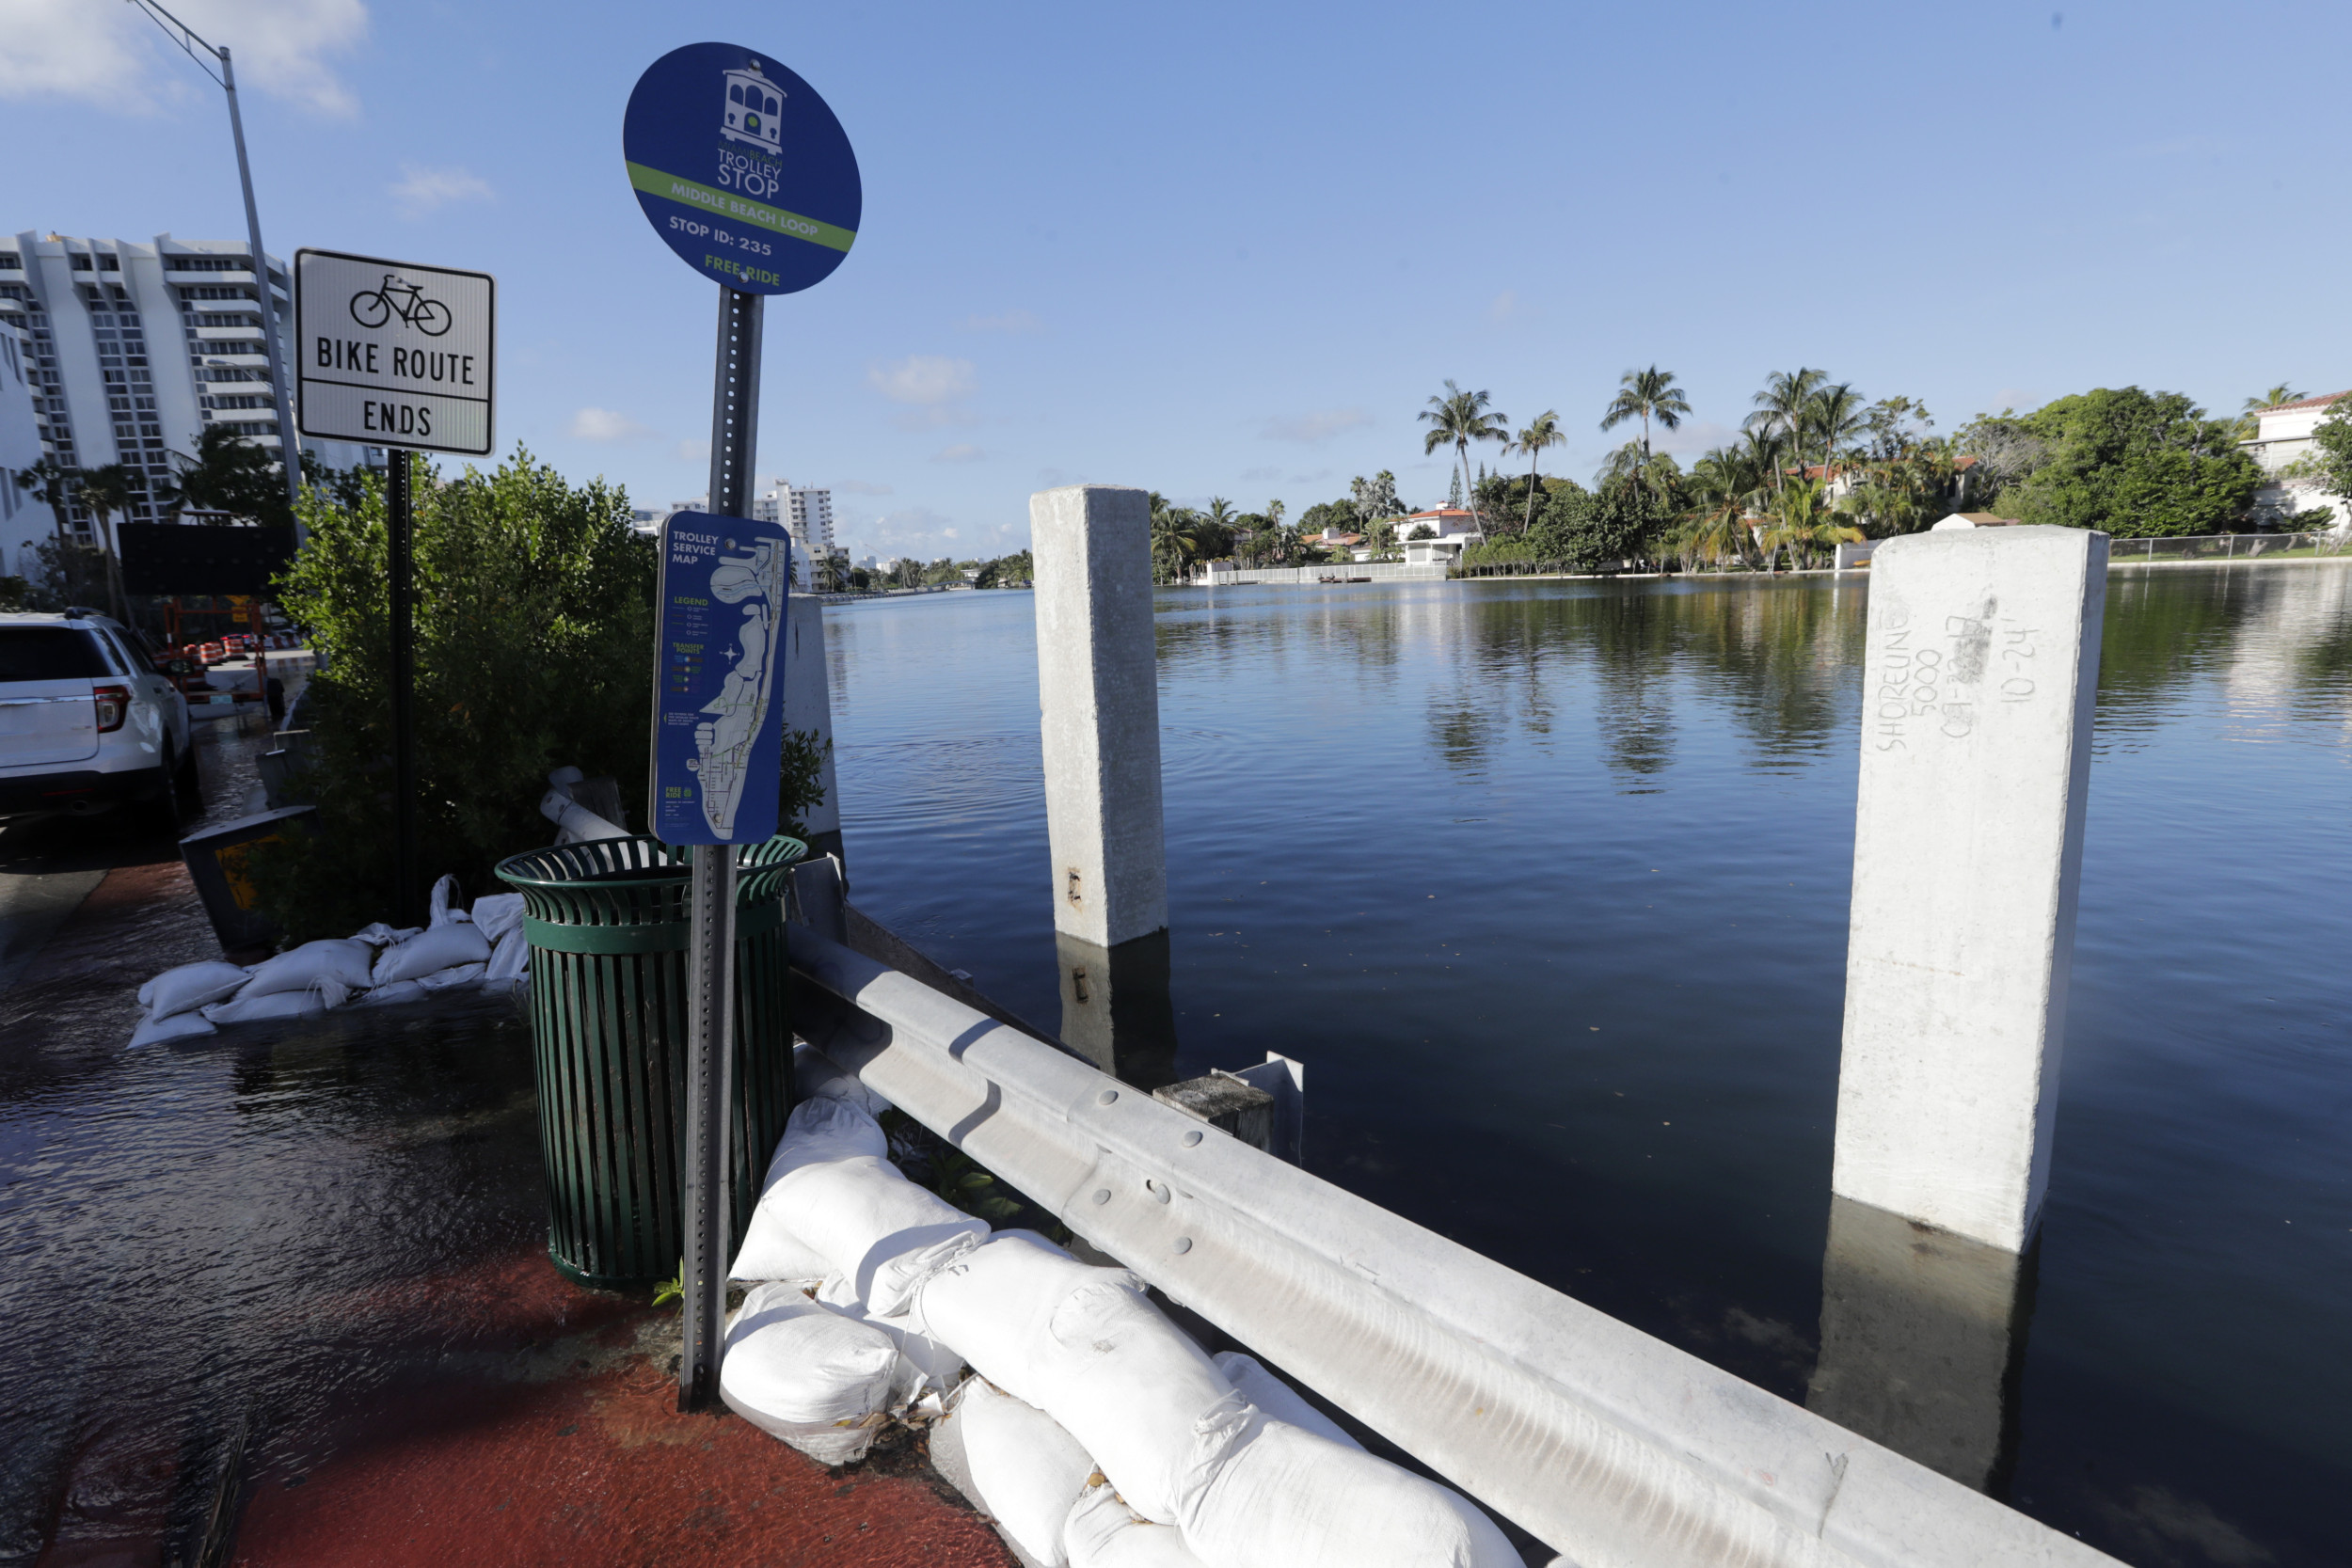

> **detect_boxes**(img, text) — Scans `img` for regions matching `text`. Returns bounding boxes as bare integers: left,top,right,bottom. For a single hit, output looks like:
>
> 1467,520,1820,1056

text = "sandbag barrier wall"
787,927,2118,1568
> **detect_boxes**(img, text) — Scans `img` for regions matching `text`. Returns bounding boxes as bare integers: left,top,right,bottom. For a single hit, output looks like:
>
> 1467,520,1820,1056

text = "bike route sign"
622,42,861,294
649,512,792,846
293,248,495,455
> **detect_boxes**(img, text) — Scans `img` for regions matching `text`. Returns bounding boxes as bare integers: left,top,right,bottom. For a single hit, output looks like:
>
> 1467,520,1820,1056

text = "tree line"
1141,370,2350,583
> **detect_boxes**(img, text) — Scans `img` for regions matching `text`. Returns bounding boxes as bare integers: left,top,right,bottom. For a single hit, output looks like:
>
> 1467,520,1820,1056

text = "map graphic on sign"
650,513,791,845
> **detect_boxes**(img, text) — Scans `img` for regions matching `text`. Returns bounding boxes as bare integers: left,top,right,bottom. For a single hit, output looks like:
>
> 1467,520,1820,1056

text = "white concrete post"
1031,484,1168,949
783,594,842,858
1833,525,2107,1252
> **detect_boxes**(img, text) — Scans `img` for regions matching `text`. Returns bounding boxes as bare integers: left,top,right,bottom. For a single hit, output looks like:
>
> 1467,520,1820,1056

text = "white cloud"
870,355,978,428
568,407,651,442
672,438,709,464
961,309,1042,334
1260,407,1371,444
869,355,976,404
931,444,985,463
1648,419,1740,456
834,480,894,495
1239,466,1282,482
390,163,493,218
839,505,1027,562
0,0,368,117
1487,290,1532,324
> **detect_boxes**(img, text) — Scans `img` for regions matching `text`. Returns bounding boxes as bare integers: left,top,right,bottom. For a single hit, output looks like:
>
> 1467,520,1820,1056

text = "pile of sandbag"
128,876,529,1047
732,1047,1519,1568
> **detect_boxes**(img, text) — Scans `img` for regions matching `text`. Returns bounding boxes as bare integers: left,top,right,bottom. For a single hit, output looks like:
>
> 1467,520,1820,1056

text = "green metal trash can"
493,833,807,1289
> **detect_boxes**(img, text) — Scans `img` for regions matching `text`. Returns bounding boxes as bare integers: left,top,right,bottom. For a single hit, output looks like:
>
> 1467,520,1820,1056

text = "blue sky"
6,0,2348,561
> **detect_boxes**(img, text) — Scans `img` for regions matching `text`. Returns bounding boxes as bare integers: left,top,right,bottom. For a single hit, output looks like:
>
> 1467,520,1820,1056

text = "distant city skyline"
3,0,2347,561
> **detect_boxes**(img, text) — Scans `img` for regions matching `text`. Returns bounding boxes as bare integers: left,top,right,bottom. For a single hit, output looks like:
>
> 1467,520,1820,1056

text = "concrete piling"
1832,525,2108,1254
1030,485,1168,950
783,594,843,863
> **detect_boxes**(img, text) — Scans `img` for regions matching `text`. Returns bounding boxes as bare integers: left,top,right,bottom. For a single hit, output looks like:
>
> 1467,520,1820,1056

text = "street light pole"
124,1,306,543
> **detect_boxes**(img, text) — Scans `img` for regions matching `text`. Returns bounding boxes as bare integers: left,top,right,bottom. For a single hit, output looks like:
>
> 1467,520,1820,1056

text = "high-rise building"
0,232,376,570
753,479,834,554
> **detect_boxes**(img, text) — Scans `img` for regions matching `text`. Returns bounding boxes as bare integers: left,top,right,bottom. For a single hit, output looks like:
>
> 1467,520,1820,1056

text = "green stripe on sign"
625,163,856,253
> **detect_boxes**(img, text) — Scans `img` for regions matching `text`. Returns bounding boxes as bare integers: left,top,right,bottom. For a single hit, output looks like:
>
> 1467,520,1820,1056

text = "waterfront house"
2240,391,2348,531
1398,508,1482,567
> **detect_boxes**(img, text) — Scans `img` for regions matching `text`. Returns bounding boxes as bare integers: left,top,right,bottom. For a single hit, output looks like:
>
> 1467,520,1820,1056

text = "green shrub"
250,449,658,940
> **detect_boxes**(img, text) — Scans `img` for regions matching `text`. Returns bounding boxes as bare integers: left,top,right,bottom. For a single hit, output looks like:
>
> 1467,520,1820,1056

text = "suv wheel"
174,740,203,810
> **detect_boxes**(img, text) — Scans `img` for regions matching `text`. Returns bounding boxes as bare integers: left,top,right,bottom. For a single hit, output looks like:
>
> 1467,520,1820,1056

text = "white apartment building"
0,232,375,569
0,309,43,578
753,479,835,554
2241,391,2348,531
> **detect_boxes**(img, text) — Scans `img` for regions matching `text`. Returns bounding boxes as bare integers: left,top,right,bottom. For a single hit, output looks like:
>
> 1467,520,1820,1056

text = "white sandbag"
820,1253,973,1396
357,980,428,1007
417,962,487,990
767,1152,990,1303
794,1042,892,1117
1173,1400,1519,1568
719,1282,898,1466
1211,1354,1361,1452
469,893,526,942
953,1378,1098,1568
137,959,249,1020
730,1097,890,1282
1065,1485,1207,1568
350,923,421,948
483,927,529,983
129,1009,218,1048
242,938,376,998
427,873,464,927
372,921,492,985
202,988,328,1024
914,1235,1232,1524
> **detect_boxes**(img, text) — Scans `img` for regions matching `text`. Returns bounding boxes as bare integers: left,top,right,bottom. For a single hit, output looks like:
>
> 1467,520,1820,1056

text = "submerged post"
1031,485,1168,951
1832,525,2107,1253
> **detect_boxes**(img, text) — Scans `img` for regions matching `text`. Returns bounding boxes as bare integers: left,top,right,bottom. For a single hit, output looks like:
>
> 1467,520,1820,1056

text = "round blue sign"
623,42,861,294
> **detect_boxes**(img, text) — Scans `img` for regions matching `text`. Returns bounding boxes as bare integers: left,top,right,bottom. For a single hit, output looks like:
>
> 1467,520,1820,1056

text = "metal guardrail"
786,927,2118,1568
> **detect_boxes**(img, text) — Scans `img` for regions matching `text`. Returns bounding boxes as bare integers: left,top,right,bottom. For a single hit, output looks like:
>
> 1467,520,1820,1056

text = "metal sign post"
675,286,769,1413
625,39,861,1415
293,249,494,927
385,448,417,922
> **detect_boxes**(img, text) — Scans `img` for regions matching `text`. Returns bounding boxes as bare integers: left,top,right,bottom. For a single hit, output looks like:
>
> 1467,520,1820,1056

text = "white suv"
0,610,195,825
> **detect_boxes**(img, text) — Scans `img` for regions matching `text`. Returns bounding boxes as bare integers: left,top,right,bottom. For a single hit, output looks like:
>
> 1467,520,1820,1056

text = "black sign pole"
677,286,763,1413
386,446,419,927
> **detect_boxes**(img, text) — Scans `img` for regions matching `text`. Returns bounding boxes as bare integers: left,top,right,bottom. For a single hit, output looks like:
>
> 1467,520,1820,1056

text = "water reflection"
1808,1196,2037,1495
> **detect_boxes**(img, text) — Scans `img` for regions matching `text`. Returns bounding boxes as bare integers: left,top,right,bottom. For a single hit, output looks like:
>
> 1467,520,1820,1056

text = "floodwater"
826,563,2352,1566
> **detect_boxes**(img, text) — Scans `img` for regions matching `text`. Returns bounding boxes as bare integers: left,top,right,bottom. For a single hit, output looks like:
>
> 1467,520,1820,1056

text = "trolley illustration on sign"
721,62,785,154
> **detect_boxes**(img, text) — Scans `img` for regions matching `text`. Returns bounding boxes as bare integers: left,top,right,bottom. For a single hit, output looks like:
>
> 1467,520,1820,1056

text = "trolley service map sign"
622,42,862,294
294,249,494,455
649,512,792,846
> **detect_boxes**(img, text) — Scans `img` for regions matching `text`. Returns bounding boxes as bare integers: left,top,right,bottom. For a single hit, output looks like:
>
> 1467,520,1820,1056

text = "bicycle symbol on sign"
348,274,453,337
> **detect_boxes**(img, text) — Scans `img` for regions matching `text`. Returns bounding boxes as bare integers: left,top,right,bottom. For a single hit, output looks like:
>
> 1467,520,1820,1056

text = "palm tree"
74,464,143,621
1679,447,1767,570
1804,381,1868,478
1599,367,1691,477
1746,368,1824,493
1419,380,1509,531
1508,410,1565,533
1757,477,1863,572
2236,384,2305,440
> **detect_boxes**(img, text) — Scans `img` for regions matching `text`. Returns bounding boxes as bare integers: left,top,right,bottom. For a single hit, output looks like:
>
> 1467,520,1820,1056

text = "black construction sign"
119,522,295,596
294,248,496,456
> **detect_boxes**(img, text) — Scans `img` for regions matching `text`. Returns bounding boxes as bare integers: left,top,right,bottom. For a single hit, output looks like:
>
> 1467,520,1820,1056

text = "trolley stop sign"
623,42,861,294
648,513,792,846
294,248,495,455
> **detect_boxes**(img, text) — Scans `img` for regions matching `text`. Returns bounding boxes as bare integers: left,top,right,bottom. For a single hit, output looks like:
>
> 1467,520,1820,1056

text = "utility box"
180,805,317,954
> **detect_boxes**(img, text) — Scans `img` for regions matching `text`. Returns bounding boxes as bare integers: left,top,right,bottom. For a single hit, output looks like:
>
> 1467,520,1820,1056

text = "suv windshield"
0,626,113,681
